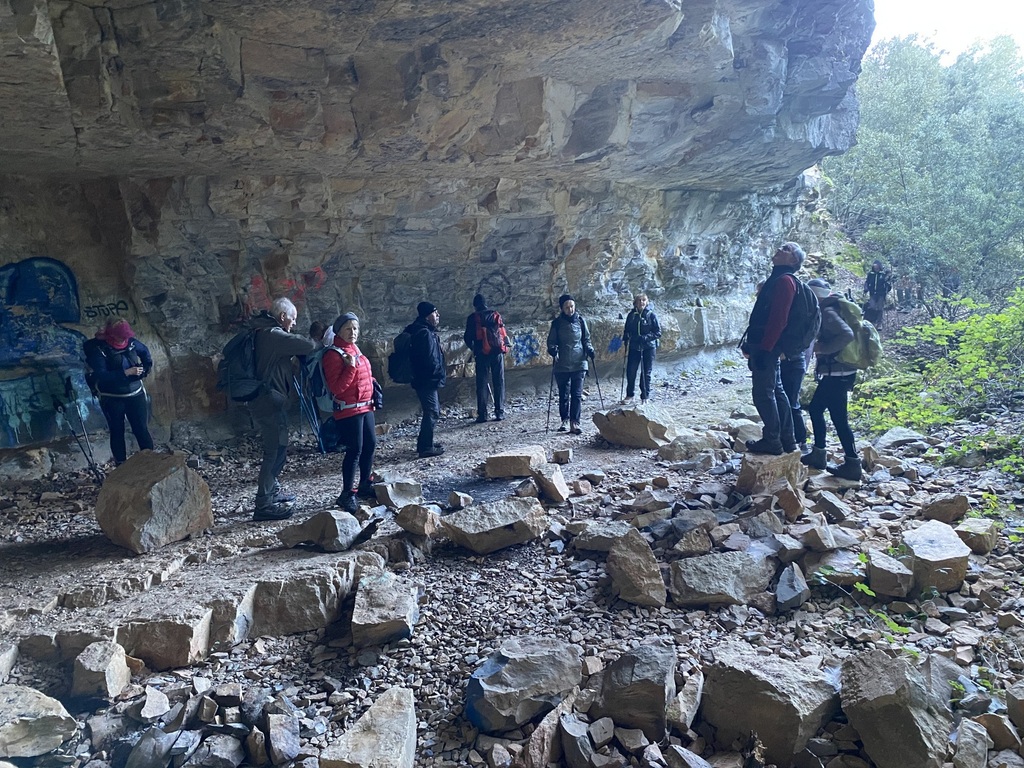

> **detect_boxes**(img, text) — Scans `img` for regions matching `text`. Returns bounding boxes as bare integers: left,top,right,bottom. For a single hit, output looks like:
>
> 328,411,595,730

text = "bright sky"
872,0,1024,57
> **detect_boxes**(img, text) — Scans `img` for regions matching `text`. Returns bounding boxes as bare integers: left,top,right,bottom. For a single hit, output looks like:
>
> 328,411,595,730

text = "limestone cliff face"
0,0,873,445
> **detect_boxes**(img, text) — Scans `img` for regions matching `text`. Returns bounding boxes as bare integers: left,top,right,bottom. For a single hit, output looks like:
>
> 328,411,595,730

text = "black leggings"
99,392,153,464
807,375,857,457
337,412,377,492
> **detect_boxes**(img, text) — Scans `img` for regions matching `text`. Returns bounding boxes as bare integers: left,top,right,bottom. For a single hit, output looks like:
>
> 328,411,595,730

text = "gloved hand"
548,348,558,361
586,347,596,360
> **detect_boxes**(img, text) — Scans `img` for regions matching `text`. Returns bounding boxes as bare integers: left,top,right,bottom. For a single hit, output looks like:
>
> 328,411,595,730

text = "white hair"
271,297,297,318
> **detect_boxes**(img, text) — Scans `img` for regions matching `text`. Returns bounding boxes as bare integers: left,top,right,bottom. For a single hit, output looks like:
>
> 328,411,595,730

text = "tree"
824,36,1024,305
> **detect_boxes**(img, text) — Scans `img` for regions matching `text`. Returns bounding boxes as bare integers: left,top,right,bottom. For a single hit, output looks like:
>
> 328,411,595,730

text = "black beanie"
558,293,574,309
473,294,486,311
417,301,437,318
332,312,359,334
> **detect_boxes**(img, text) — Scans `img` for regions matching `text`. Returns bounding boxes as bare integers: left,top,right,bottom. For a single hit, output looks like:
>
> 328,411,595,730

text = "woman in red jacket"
322,312,379,513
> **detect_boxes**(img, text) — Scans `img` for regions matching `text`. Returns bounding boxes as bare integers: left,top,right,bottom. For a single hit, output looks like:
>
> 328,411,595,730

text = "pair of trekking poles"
52,375,105,483
545,353,605,432
292,368,326,454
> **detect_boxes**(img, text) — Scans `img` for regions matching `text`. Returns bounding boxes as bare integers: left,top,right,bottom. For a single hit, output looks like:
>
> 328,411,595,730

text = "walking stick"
545,367,555,432
619,341,628,400
292,374,325,453
54,378,104,483
590,354,605,409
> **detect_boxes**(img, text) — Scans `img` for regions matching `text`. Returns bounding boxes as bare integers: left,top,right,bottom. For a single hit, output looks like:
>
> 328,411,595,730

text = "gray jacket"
813,296,856,377
547,312,594,373
252,312,318,395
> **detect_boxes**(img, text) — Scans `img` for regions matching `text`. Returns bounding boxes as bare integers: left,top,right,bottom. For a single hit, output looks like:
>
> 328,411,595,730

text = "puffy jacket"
406,317,446,390
251,312,318,396
83,338,152,397
547,312,594,373
744,264,798,354
623,307,661,350
813,296,857,377
323,340,374,420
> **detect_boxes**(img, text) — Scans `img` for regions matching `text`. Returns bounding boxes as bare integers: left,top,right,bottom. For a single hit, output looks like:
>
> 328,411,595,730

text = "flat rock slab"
394,504,443,537
573,520,633,552
669,551,777,606
350,569,420,649
95,451,213,554
656,428,720,461
71,641,131,699
874,427,928,452
607,529,667,608
441,498,548,555
591,643,676,742
592,406,678,449
532,463,571,503
735,451,802,495
320,687,416,768
956,518,998,555
374,481,423,508
485,446,547,478
0,684,78,758
903,520,971,593
277,511,362,551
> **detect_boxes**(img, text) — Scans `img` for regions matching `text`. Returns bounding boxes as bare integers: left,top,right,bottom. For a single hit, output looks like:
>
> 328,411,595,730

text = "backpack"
777,278,821,358
217,329,263,402
387,331,414,384
834,298,883,369
83,338,142,397
476,310,509,355
303,347,342,411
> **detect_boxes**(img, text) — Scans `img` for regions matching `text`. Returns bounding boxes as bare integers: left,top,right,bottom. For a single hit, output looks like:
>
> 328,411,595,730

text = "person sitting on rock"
547,293,595,435
621,292,661,404
323,312,379,511
801,279,862,481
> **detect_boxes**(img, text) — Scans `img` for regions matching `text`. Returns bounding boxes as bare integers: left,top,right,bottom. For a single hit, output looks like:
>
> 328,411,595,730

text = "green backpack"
834,297,883,369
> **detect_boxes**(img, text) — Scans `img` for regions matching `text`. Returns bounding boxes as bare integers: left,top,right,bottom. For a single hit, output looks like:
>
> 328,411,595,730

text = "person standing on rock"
740,242,814,455
547,294,595,435
621,292,661,404
249,297,318,521
464,293,508,423
802,279,862,480
83,319,154,466
323,313,379,512
407,301,447,458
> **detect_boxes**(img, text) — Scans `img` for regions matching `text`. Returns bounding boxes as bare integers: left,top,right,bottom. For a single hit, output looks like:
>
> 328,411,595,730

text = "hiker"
740,242,816,455
801,279,862,480
547,294,595,435
463,293,507,423
863,260,890,326
406,301,446,458
621,292,661,404
248,298,318,520
307,320,342,452
83,319,154,465
323,313,379,511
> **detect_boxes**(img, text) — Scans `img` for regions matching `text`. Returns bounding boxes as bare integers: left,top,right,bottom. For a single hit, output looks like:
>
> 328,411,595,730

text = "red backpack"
476,310,509,355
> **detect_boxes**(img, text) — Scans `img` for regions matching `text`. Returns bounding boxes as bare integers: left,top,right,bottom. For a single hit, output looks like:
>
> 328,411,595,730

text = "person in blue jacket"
621,293,661,404
406,301,447,458
547,294,595,435
83,319,154,465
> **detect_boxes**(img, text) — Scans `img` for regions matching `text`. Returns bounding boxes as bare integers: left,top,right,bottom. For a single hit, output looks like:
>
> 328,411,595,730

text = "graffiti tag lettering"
83,300,130,320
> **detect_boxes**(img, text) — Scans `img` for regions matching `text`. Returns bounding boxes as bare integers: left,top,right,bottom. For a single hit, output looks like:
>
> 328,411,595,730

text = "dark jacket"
406,317,446,390
84,337,152,397
744,264,798,355
251,312,318,396
623,307,661,351
464,308,504,357
813,296,857,377
865,270,890,298
547,312,594,373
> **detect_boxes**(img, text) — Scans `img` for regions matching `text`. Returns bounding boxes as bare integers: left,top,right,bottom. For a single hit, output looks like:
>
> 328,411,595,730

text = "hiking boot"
800,446,827,469
640,397,649,404
782,442,798,454
745,438,784,456
621,395,634,405
828,456,863,481
569,422,582,435
273,489,296,504
418,446,445,458
557,420,568,432
253,504,294,522
337,490,359,513
475,414,488,423
493,414,505,421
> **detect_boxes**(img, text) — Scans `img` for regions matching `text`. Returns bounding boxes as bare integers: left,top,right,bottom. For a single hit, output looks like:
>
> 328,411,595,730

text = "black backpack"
217,329,263,402
387,331,414,384
83,338,142,397
777,279,821,358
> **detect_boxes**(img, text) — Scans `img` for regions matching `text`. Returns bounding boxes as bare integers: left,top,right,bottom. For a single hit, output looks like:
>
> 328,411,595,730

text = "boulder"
320,687,416,768
374,481,423,508
740,510,784,539
574,520,633,552
532,464,572,504
95,452,212,554
667,669,703,734
1007,680,1024,731
277,510,362,551
955,518,998,555
668,552,777,607
735,451,802,495
515,478,540,498
559,713,594,768
185,733,245,767
921,494,970,524
672,528,713,557
552,449,573,464
249,563,353,637
0,684,78,758
973,714,1020,752
903,520,971,593
776,563,810,611
441,498,548,555
448,491,473,509
592,407,678,449
630,489,675,513
465,636,581,734
515,690,579,768
874,427,928,452
867,549,915,598
813,490,854,523
701,641,839,765
606,529,667,608
485,446,547,478
767,478,806,522
665,745,714,768
71,641,131,699
350,569,420,648
591,642,676,742
394,504,443,537
656,429,719,461
0,645,16,684
841,650,951,768
953,719,992,768
115,609,213,671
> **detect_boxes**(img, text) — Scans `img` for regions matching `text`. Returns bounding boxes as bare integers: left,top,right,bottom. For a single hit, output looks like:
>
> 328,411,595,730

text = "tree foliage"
824,36,1024,302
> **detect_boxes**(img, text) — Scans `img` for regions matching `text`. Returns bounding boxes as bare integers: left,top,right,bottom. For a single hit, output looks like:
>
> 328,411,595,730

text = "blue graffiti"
0,257,95,448
607,335,624,354
511,333,540,366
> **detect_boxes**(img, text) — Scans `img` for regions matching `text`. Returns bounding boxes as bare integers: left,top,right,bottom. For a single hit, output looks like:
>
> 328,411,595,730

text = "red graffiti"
242,267,328,318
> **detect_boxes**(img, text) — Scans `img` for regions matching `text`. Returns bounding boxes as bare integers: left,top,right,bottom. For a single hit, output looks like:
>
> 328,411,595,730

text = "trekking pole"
292,375,325,453
53,393,104,484
619,341,628,400
590,356,605,409
545,368,555,432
